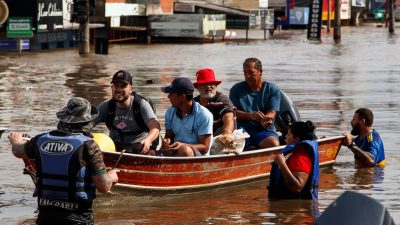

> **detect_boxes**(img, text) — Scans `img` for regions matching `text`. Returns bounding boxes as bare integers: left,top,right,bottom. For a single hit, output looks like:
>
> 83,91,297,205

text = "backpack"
105,91,159,148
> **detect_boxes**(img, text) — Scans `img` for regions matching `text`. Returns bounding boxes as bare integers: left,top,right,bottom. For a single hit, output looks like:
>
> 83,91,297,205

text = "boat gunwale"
102,135,345,161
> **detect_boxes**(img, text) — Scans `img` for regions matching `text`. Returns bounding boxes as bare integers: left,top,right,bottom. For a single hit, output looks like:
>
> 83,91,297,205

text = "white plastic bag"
210,129,250,155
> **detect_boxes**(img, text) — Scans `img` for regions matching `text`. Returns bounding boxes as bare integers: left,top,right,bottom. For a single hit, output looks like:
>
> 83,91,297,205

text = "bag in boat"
210,129,250,155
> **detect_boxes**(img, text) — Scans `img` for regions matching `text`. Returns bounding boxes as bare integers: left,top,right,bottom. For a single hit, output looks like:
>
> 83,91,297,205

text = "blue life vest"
268,140,319,199
35,132,96,210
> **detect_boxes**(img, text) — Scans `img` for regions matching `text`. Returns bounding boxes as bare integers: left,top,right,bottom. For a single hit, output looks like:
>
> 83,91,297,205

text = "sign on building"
149,14,226,38
7,17,33,38
307,0,323,40
37,0,63,31
290,7,309,25
259,0,269,8
174,3,195,13
249,9,274,30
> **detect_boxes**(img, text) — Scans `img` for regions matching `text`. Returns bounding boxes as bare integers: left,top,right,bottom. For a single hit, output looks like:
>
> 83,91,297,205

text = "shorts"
115,141,156,154
156,146,202,157
245,129,279,148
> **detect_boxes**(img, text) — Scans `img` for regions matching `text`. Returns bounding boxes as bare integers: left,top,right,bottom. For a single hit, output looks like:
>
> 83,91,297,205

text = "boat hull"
102,136,344,192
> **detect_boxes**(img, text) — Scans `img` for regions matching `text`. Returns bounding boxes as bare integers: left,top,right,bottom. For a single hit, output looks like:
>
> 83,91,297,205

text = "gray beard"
201,92,216,99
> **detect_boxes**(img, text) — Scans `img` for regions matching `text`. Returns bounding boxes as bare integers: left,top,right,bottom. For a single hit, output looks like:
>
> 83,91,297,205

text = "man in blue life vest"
92,70,161,154
344,108,385,167
229,57,281,149
8,97,119,225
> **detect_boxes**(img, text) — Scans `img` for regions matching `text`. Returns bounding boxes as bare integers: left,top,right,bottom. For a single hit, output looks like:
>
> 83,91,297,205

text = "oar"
106,149,125,195
111,149,125,170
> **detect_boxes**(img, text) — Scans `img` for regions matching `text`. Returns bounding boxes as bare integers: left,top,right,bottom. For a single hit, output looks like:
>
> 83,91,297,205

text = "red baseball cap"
193,68,221,86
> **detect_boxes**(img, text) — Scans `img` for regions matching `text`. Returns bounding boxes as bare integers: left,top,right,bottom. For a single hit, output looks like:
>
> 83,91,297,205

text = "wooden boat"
100,135,344,193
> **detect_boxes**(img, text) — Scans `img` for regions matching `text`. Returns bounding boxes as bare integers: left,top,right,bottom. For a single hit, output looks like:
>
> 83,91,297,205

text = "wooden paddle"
106,149,125,195
111,149,125,170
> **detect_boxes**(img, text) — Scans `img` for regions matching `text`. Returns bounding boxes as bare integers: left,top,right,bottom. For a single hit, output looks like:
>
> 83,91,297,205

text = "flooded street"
1,25,400,224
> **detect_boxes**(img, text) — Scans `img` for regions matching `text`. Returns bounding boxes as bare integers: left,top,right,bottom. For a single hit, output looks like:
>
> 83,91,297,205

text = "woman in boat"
268,120,319,199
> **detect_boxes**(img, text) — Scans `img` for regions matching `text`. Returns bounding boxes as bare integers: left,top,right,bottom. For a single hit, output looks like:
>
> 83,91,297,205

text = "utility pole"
388,0,395,34
334,0,341,42
327,0,331,33
79,0,90,54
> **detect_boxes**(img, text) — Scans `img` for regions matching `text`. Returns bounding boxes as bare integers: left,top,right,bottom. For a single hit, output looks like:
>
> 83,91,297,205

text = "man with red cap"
193,68,235,135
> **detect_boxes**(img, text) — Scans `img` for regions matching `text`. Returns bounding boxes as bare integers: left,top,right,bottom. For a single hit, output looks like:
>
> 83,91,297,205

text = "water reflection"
0,26,400,224
64,63,111,104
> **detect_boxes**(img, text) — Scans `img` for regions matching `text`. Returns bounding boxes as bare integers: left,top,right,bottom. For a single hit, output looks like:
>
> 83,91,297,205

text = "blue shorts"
245,129,279,148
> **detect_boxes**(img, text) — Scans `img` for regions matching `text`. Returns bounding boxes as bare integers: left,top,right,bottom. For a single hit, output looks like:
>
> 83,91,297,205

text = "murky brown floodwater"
1,25,400,224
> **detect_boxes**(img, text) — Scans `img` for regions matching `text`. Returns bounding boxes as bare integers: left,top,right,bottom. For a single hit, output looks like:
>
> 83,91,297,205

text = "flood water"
0,25,400,224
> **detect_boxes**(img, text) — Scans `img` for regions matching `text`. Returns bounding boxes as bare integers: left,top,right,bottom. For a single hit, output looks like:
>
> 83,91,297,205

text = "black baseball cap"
161,77,194,95
111,70,132,85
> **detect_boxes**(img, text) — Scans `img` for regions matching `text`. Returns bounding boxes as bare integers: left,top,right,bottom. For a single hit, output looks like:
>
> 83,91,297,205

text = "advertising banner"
290,7,309,25
37,0,63,31
149,14,203,37
249,9,274,30
7,17,33,38
307,0,323,40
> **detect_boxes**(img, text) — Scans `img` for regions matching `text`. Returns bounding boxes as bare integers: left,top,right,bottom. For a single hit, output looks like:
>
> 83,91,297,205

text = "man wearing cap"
8,97,119,225
160,77,214,156
92,70,161,154
229,57,281,149
193,68,235,135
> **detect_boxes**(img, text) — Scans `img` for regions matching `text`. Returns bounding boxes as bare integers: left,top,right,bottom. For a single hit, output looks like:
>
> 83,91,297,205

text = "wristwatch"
348,141,354,149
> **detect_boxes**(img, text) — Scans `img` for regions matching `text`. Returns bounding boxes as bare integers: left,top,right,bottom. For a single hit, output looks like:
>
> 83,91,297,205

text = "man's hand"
161,138,172,150
107,169,119,184
343,131,353,147
260,115,273,129
8,132,24,145
251,111,265,122
169,141,185,151
140,138,152,154
8,132,29,159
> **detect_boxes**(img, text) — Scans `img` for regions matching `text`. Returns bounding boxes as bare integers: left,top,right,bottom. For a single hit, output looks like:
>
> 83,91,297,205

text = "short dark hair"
243,57,262,71
290,120,316,141
177,93,193,101
355,108,374,126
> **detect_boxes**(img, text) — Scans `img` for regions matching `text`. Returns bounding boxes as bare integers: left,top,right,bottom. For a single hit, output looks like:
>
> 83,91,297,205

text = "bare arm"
235,110,264,122
260,111,277,129
140,119,161,154
222,112,235,134
344,132,374,166
92,170,119,193
8,132,29,160
168,134,212,155
161,130,175,150
236,110,276,129
274,154,309,193
188,134,212,155
350,145,374,166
